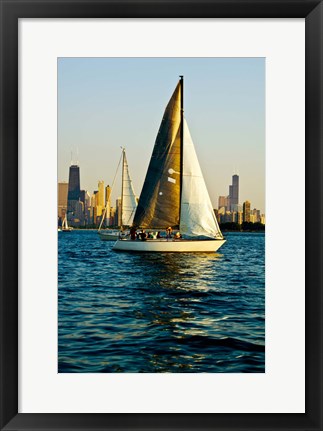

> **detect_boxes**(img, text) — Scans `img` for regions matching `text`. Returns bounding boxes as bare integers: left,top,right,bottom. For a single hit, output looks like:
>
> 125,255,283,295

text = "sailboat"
113,77,226,253
61,214,73,232
98,148,137,241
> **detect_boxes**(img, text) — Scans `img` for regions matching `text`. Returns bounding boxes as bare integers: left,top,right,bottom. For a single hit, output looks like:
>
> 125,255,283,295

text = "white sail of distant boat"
98,148,137,241
113,77,226,253
121,150,138,226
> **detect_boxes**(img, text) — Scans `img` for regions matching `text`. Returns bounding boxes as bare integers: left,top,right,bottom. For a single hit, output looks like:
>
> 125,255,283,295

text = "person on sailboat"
130,226,137,240
139,230,147,241
166,227,173,238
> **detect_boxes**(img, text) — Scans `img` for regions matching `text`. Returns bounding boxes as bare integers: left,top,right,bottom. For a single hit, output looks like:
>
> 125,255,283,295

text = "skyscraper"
58,182,68,219
218,195,229,210
105,185,111,226
243,200,251,222
67,165,81,214
80,190,91,225
98,180,105,208
105,185,111,204
229,174,239,211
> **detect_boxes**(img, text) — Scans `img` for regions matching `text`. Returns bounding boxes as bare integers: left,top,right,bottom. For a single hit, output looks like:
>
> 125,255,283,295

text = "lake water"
58,231,265,373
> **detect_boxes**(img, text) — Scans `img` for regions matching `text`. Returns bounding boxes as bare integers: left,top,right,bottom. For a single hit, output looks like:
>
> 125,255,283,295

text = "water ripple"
58,231,265,373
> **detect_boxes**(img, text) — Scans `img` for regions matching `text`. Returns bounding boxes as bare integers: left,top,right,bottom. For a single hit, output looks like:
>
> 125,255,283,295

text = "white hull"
112,238,226,253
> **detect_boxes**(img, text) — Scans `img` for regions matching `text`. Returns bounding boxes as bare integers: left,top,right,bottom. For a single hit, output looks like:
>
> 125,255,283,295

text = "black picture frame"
1,1,322,430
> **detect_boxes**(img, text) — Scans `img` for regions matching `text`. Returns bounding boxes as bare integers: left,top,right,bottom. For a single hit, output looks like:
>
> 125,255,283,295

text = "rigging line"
98,151,123,231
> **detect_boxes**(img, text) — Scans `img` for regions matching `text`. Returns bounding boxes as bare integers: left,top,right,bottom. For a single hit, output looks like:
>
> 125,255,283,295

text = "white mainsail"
180,119,223,239
98,148,137,239
121,151,137,226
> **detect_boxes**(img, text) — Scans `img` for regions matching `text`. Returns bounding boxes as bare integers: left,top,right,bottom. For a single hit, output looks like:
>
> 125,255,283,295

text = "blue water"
58,231,265,373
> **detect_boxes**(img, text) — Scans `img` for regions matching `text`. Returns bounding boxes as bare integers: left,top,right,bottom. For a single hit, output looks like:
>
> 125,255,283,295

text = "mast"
120,147,125,230
179,75,184,224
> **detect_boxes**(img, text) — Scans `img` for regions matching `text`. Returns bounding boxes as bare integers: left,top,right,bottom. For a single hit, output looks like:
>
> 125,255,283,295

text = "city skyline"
58,58,265,213
59,169,265,228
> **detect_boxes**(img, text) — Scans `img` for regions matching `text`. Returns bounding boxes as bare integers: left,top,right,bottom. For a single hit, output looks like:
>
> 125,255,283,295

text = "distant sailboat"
61,214,73,232
113,77,226,252
98,148,137,241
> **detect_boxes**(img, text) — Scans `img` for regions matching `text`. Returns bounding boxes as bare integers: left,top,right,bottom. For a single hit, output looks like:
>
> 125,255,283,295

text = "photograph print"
58,57,265,373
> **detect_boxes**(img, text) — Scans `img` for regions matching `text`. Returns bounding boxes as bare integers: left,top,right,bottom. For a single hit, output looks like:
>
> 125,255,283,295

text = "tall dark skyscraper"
67,164,81,213
229,174,239,210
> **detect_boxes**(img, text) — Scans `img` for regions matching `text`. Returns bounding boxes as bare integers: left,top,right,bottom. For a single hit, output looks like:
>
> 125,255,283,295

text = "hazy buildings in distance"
216,174,265,226
58,161,124,227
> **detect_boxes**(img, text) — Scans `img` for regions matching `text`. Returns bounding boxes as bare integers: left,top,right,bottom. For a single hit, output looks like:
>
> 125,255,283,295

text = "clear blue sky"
58,57,265,213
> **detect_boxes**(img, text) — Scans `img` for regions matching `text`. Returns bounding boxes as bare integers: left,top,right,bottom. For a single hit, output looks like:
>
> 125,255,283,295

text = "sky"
58,57,265,213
